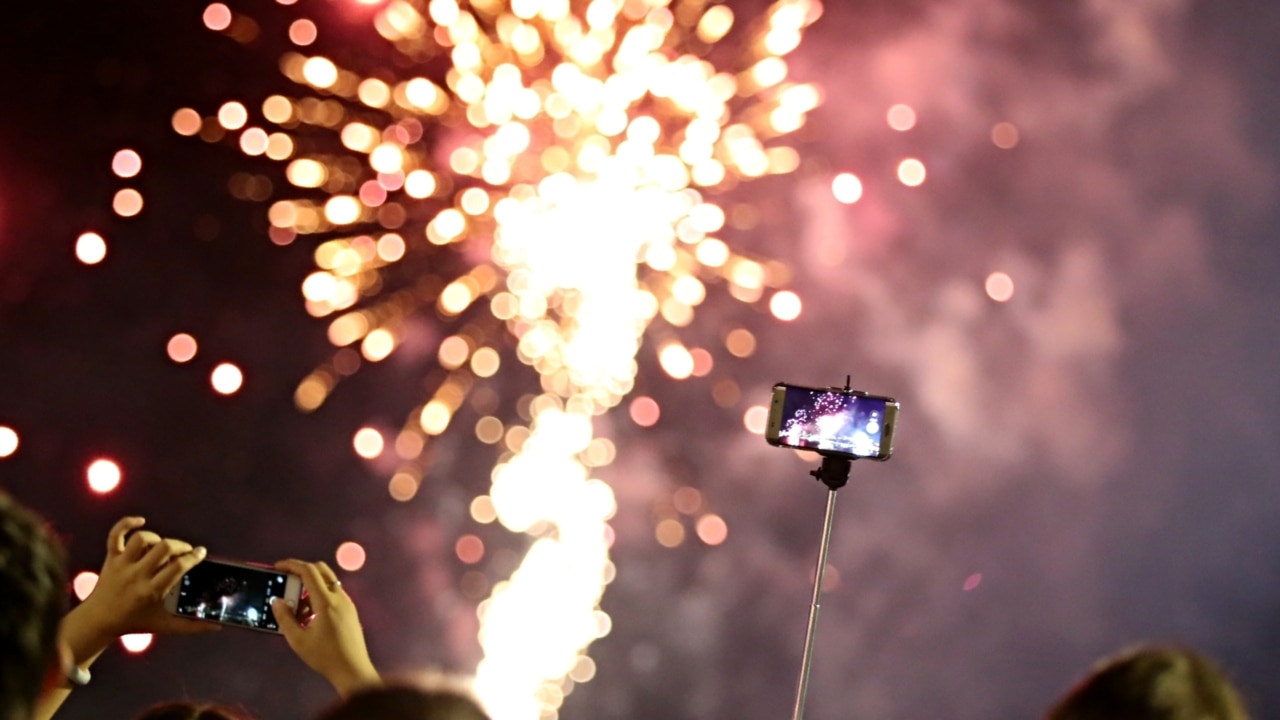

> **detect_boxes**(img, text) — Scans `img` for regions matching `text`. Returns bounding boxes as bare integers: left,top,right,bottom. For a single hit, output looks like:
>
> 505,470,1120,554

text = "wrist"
61,600,121,665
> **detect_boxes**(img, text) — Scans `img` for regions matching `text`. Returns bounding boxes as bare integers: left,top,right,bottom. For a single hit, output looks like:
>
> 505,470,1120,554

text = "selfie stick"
790,376,857,720
790,454,852,720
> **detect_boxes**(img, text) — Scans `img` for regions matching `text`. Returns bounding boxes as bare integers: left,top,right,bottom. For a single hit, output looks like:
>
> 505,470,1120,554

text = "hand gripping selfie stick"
790,378,858,720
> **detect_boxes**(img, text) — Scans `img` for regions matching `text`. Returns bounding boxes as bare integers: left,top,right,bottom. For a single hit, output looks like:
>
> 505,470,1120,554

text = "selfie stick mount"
790,378,856,720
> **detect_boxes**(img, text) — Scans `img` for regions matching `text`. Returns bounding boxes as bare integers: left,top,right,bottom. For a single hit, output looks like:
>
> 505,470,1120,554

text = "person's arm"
270,559,381,696
34,517,216,720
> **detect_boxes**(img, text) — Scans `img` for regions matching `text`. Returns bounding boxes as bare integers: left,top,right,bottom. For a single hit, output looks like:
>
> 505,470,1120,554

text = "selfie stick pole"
790,453,852,720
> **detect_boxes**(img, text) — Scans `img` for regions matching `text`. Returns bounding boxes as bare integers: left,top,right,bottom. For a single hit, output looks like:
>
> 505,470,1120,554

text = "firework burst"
177,0,822,717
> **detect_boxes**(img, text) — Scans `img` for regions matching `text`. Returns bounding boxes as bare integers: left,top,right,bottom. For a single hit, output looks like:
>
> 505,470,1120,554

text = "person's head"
134,701,250,720
0,491,67,720
1047,645,1250,720
315,685,489,720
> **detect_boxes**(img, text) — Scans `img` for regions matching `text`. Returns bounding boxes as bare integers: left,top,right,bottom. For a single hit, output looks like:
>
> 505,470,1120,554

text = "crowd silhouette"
0,490,1252,720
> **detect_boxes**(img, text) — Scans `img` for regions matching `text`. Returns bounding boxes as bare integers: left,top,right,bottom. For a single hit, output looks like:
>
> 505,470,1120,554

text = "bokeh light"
217,102,248,130
388,473,418,502
832,173,863,204
470,496,498,524
112,189,144,217
673,487,703,515
0,426,18,458
87,459,122,494
239,128,269,155
335,541,367,571
992,121,1020,149
353,427,385,459
456,534,485,564
743,406,769,435
769,291,802,321
171,108,202,136
166,333,198,363
658,344,695,380
111,149,142,178
75,233,107,265
726,329,757,358
210,363,244,394
288,19,317,45
72,571,99,601
655,518,685,548
985,271,1016,302
629,397,660,428
202,3,231,31
695,514,729,546
120,634,154,653
897,158,927,187
963,573,984,591
886,103,917,131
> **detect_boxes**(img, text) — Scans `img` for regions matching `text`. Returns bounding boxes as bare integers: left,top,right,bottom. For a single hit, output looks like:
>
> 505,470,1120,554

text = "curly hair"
0,491,67,720
1047,645,1251,720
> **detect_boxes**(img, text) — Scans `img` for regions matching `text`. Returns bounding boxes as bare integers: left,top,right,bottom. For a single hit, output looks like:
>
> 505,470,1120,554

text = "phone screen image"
175,560,289,632
775,386,894,459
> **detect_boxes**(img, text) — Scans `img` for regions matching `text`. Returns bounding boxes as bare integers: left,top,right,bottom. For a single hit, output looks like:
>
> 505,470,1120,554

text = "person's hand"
73,516,216,641
38,516,216,720
271,559,380,696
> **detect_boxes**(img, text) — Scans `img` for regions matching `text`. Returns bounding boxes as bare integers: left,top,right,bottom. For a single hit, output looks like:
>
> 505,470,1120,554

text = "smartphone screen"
173,560,294,632
766,383,899,461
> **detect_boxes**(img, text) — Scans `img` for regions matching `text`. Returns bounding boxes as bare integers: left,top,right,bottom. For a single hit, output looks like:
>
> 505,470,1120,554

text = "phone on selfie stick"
163,557,304,634
765,382,900,461
765,380,900,720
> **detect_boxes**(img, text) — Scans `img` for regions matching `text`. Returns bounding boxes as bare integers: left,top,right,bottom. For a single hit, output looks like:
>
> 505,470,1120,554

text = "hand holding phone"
74,517,217,640
164,558,304,633
269,559,380,696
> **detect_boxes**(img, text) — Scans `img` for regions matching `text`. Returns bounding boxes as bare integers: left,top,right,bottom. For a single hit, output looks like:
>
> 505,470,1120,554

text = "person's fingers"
109,517,147,555
150,546,206,596
270,597,304,645
106,516,146,554
276,559,332,609
139,538,195,574
122,528,162,562
315,561,341,590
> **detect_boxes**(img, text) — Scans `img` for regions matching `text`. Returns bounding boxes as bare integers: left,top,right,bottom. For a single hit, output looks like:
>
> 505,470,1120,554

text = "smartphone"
164,557,303,633
765,382,900,461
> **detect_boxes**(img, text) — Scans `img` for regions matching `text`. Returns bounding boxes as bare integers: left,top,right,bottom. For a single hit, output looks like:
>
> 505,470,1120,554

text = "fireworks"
179,1,822,717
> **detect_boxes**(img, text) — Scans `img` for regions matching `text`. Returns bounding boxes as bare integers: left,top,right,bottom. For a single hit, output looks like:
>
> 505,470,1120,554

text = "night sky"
3,1,1280,719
